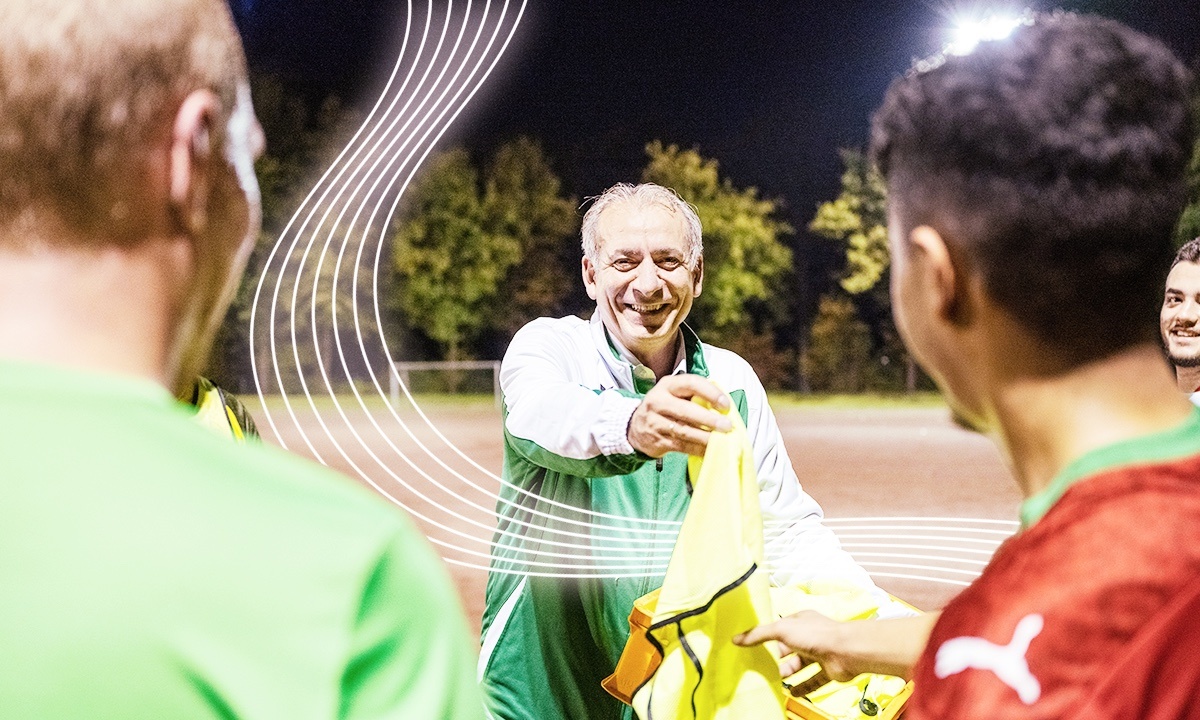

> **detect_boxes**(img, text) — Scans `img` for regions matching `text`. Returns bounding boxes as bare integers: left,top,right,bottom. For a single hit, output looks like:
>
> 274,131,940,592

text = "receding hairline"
593,198,690,259
580,182,703,267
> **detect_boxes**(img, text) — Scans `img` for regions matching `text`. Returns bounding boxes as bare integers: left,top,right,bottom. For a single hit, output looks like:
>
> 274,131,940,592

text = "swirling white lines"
244,1,1016,589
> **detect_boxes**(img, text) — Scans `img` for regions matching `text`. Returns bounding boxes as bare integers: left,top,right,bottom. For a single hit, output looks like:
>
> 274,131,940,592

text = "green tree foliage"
392,149,521,361
801,295,874,392
641,141,793,344
809,147,925,392
390,139,578,363
482,137,579,336
810,148,888,295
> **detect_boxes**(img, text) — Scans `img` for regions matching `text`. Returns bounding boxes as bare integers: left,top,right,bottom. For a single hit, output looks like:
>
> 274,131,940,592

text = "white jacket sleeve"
501,319,648,478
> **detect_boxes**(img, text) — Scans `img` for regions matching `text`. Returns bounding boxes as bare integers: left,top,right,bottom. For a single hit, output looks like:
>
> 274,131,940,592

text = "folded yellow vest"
632,403,787,720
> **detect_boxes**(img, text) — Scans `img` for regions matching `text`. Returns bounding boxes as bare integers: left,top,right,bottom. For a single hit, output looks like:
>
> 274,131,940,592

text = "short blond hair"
0,0,246,243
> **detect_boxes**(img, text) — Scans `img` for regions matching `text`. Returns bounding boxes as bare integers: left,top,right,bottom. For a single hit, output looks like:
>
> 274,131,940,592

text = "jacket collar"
589,313,709,394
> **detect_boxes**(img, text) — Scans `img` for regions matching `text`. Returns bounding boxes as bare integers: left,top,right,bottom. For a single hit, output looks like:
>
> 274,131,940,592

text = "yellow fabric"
771,582,910,719
225,406,246,442
769,582,880,623
193,384,238,441
631,402,786,720
805,674,906,719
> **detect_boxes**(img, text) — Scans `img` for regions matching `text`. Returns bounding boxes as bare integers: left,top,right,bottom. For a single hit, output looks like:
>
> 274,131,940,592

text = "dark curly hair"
1172,237,1200,268
871,12,1194,362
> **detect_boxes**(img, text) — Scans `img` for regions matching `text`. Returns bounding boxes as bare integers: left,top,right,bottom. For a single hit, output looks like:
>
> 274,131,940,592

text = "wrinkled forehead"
594,199,688,253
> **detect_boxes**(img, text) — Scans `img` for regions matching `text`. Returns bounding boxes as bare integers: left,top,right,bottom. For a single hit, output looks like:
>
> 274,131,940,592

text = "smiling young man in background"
1161,237,1200,403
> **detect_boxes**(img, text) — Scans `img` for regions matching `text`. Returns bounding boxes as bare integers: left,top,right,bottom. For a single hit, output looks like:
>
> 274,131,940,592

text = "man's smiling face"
582,199,702,364
1161,260,1200,368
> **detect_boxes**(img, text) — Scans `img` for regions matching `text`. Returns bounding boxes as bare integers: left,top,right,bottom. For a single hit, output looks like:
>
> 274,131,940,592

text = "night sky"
231,0,1200,258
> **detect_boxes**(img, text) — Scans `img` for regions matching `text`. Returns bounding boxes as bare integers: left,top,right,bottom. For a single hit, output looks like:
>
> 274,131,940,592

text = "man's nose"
1180,298,1200,323
630,259,665,296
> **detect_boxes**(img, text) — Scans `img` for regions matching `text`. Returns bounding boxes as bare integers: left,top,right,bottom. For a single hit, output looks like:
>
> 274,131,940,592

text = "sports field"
250,393,1021,634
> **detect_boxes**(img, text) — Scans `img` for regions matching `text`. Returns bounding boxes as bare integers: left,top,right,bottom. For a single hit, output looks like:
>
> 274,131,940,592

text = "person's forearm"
831,611,940,679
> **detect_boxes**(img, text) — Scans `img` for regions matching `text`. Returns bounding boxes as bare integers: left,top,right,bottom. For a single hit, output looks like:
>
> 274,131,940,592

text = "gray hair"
580,183,703,268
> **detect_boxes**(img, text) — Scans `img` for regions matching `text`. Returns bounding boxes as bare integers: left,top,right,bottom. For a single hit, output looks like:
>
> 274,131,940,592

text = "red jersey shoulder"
909,581,1083,718
908,455,1200,719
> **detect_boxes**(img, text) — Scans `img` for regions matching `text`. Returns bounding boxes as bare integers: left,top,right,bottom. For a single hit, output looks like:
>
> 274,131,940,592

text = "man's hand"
734,611,939,681
734,611,861,680
627,375,732,458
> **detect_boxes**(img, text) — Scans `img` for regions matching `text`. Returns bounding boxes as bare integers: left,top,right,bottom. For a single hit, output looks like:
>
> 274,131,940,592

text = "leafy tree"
810,149,888,294
482,137,579,337
392,149,521,362
810,148,923,392
801,295,874,392
641,141,793,356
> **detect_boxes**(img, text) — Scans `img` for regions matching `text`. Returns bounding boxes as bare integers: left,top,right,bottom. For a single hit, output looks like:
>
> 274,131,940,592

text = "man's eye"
658,259,682,270
612,259,636,271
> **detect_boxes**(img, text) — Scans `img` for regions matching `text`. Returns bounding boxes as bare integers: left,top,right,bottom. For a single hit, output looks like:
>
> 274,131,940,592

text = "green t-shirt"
0,359,483,719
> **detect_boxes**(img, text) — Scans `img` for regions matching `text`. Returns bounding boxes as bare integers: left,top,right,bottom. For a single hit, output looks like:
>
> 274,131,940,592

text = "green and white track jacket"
479,314,877,720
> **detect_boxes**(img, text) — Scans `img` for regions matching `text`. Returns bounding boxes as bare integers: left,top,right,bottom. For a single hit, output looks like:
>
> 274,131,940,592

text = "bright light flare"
946,10,1032,56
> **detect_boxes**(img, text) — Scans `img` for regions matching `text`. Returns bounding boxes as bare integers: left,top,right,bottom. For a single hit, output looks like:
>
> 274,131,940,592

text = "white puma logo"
934,613,1044,704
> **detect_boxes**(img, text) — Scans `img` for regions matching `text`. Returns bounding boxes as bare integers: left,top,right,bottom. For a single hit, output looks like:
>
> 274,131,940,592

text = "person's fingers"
667,402,731,433
664,415,708,443
649,384,731,432
628,375,738,456
656,417,710,457
628,399,711,457
778,653,807,678
733,623,780,648
660,374,731,411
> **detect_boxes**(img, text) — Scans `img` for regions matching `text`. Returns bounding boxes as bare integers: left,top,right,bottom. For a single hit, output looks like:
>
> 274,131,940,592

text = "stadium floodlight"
946,10,1034,56
911,8,1035,75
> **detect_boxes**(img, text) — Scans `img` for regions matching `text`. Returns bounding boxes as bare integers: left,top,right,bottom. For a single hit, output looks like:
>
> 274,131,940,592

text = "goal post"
389,360,502,408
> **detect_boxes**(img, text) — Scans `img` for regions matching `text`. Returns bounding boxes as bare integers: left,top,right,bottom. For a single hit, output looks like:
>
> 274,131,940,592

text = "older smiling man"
479,182,883,720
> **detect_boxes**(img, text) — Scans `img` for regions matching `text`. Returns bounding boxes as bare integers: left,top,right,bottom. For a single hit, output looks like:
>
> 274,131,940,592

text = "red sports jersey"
907,413,1200,719
1066,572,1200,720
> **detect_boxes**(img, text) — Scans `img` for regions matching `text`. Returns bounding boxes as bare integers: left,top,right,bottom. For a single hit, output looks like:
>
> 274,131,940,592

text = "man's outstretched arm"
734,610,940,681
502,320,730,475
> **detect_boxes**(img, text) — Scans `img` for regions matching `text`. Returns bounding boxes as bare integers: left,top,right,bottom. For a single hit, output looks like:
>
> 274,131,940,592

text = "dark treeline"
205,70,1200,395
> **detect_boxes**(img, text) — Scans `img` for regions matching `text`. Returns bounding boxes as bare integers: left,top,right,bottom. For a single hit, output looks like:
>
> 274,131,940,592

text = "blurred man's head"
870,13,1193,421
0,0,263,391
581,183,704,368
1162,238,1200,379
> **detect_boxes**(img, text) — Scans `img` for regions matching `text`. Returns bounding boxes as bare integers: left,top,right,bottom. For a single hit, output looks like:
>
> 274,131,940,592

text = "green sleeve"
339,530,485,720
503,424,650,479
501,388,651,479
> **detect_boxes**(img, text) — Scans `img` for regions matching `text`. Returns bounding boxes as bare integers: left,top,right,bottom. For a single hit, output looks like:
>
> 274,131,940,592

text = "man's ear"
908,225,965,324
582,255,598,300
169,89,221,235
691,256,704,297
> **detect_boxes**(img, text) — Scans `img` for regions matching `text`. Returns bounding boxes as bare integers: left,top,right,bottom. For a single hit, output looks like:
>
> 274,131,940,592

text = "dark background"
220,1,1200,391
229,0,1200,237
